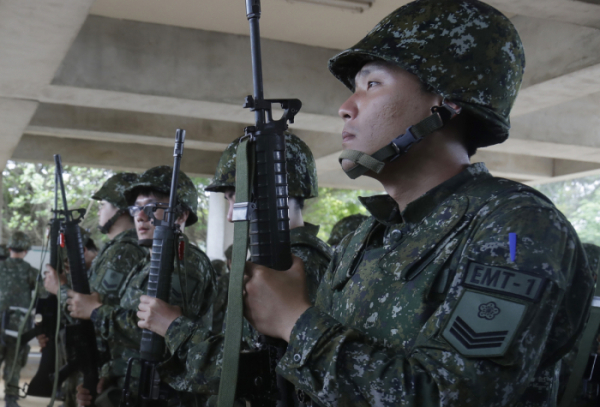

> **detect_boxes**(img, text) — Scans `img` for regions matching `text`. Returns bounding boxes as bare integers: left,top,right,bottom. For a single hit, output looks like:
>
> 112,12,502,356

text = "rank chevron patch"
443,290,526,357
449,316,508,349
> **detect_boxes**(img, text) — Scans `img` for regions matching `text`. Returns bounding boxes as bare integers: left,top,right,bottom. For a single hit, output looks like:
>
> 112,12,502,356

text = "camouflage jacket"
0,258,39,330
156,223,333,394
59,229,146,312
276,162,594,407
88,228,147,305
559,243,600,407
92,233,217,384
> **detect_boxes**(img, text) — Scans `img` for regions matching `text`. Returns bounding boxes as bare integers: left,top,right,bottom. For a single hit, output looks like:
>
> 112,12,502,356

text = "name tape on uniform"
464,262,547,302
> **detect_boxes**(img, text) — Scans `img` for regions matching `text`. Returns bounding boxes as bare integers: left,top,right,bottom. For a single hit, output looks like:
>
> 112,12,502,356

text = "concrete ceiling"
1,0,600,192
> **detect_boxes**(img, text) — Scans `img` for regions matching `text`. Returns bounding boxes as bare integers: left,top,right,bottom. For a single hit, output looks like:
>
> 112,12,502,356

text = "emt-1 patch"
442,290,526,357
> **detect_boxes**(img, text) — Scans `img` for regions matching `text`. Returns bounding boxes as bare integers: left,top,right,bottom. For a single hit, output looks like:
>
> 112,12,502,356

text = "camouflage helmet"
92,172,139,210
328,214,368,246
0,244,8,259
93,172,138,234
7,231,32,251
205,132,318,199
328,0,525,146
124,165,198,226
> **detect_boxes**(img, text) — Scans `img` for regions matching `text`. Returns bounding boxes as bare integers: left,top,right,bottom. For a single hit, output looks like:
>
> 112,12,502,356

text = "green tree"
2,161,211,248
303,187,378,242
535,174,600,246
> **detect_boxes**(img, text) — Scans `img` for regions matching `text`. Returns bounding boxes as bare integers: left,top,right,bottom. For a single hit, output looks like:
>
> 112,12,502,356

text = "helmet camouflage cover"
124,165,199,226
8,231,32,251
328,214,368,246
92,172,139,210
328,0,525,147
206,132,318,199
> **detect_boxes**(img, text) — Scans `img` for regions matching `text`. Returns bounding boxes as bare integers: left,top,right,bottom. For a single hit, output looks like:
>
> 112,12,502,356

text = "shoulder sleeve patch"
101,268,126,292
442,290,526,357
464,261,547,302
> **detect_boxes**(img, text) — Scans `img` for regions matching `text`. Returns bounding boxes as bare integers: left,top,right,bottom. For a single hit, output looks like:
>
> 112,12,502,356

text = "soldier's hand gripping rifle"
120,129,186,407
26,165,62,397
218,1,301,406
54,154,100,402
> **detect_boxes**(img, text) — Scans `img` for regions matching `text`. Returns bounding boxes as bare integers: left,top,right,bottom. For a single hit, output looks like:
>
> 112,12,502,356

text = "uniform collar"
293,222,320,237
360,162,491,226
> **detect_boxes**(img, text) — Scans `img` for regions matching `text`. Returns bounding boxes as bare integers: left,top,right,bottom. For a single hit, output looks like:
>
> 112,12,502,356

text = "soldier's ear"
176,210,190,227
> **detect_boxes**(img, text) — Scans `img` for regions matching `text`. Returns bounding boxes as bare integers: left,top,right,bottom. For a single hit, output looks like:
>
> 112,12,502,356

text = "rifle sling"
218,139,253,407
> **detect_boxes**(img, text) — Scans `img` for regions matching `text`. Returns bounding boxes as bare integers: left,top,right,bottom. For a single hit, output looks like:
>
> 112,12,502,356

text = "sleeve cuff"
279,306,340,369
165,315,199,354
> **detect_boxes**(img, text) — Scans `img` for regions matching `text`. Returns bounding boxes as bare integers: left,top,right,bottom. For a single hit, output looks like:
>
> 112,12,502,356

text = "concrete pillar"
206,192,233,261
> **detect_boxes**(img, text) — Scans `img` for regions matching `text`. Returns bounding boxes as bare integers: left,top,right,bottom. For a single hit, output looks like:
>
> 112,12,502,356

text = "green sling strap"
559,296,600,407
217,139,253,407
339,112,445,179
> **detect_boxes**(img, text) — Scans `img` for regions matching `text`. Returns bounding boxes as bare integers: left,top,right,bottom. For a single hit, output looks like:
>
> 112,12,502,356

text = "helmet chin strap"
98,208,128,235
338,102,461,180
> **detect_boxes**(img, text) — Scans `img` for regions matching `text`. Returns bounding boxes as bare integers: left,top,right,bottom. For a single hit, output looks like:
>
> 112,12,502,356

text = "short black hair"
9,248,25,253
130,187,170,204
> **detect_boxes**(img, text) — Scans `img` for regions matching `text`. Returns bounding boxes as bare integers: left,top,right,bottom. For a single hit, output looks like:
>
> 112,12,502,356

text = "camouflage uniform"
57,227,95,407
90,166,217,406
156,134,332,398
0,232,38,399
275,1,593,406
559,243,600,407
156,223,332,396
0,245,8,261
86,173,147,367
327,214,368,248
277,163,593,406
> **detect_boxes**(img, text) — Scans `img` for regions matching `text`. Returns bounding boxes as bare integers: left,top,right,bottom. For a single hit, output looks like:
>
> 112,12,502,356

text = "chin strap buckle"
431,102,461,125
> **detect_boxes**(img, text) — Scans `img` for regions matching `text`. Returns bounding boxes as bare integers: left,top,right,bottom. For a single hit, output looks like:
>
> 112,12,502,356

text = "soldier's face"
338,61,441,174
133,193,170,240
98,200,119,228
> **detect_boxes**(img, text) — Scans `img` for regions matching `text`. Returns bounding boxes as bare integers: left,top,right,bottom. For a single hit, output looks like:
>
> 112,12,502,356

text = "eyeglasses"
128,203,169,218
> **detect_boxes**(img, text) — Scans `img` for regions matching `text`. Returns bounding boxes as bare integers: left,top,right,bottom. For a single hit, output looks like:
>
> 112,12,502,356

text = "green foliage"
183,176,211,251
2,161,210,249
534,174,600,246
2,161,114,246
303,187,378,242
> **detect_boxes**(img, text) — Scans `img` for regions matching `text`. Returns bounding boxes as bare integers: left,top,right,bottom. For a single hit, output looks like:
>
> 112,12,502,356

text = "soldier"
44,173,146,406
241,1,595,406
70,166,216,406
0,231,38,407
327,214,368,248
133,132,333,397
559,243,600,407
41,227,99,407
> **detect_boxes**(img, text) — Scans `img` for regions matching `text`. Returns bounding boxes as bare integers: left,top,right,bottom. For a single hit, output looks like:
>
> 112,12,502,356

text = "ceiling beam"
12,134,221,177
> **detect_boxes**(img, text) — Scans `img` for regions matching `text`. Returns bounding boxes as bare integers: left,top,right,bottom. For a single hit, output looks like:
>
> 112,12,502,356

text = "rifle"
120,129,186,407
26,165,62,397
218,1,302,406
54,154,100,401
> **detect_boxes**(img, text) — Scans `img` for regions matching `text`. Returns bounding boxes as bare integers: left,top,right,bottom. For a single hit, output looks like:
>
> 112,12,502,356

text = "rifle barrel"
54,155,71,220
